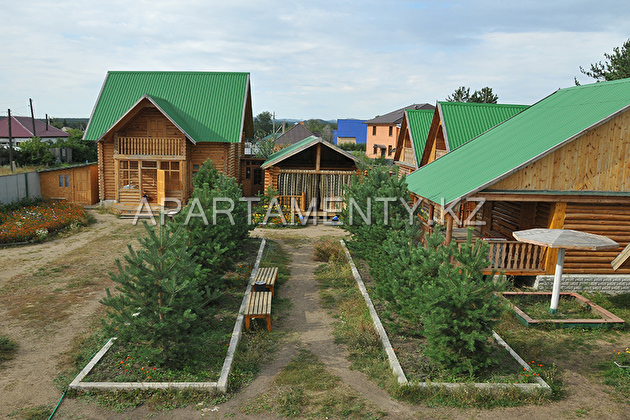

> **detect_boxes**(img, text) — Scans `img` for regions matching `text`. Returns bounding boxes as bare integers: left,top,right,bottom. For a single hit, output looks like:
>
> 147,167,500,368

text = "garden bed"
69,239,267,393
502,291,625,328
339,240,551,394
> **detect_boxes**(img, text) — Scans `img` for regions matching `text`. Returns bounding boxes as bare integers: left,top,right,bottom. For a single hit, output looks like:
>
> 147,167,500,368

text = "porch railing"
456,240,546,275
277,193,306,212
118,137,183,156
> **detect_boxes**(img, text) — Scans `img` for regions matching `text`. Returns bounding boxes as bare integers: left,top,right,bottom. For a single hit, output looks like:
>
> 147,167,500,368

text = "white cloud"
0,0,628,120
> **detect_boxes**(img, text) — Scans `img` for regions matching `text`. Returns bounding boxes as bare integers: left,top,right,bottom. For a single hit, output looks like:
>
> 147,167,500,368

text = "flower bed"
0,200,87,244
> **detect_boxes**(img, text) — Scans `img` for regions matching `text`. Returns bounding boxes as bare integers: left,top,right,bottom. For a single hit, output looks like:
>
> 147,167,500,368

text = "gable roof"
437,102,529,152
261,136,359,169
405,109,435,164
275,123,316,145
84,71,251,143
365,103,434,125
406,78,630,207
0,116,69,139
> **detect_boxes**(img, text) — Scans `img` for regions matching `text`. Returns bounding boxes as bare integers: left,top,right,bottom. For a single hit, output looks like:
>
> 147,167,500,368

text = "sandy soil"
1,219,629,419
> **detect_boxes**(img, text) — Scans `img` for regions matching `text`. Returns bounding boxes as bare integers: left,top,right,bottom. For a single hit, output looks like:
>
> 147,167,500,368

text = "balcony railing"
118,137,183,156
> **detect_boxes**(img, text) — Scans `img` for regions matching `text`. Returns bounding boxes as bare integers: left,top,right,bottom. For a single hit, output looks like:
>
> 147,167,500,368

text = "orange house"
365,103,433,159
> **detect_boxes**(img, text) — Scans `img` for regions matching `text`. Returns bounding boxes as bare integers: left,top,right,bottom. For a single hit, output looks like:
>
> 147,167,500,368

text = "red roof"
0,116,69,139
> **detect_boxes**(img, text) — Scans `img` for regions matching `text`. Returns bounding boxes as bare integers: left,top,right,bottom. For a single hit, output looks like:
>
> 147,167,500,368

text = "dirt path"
4,222,629,419
0,211,143,419
209,225,419,419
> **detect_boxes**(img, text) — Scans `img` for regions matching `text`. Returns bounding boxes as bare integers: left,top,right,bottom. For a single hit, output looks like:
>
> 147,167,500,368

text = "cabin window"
389,126,393,137
246,166,251,180
58,174,69,187
119,160,139,190
388,145,392,155
192,163,199,178
372,126,376,136
254,168,262,185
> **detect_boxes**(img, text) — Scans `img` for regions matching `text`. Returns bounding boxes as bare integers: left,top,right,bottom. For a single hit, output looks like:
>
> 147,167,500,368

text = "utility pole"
7,109,15,172
29,98,37,137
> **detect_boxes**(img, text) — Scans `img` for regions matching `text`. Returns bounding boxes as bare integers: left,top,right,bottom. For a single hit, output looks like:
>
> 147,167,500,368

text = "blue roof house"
333,119,367,145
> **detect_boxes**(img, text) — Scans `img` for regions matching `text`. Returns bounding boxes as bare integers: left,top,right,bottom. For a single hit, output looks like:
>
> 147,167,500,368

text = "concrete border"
68,238,268,393
339,240,551,394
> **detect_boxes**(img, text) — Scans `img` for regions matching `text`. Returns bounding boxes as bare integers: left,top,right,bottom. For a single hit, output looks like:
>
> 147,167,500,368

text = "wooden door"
157,169,165,206
73,169,89,204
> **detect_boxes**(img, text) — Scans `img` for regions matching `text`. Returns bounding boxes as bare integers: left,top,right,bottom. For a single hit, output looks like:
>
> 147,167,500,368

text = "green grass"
246,349,384,419
8,405,53,420
507,294,601,320
0,334,18,366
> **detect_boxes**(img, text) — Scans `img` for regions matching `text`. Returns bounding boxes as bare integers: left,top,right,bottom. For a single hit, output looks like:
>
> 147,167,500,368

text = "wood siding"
492,109,630,192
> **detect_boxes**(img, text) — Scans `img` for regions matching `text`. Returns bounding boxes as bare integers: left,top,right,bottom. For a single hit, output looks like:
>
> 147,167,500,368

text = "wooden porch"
455,237,546,275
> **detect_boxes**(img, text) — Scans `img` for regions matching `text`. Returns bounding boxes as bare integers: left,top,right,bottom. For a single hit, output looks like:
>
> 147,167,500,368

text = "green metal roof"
84,71,250,143
438,102,529,151
405,109,434,164
406,78,630,206
261,136,358,169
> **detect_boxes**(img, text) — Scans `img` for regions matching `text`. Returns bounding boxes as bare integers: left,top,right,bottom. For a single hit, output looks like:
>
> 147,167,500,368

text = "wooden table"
255,267,279,297
245,291,272,332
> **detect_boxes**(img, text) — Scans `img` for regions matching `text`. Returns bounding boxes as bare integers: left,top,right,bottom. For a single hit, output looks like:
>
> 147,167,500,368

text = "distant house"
333,119,367,145
365,103,434,159
0,116,69,146
406,78,630,278
84,71,253,205
275,123,316,147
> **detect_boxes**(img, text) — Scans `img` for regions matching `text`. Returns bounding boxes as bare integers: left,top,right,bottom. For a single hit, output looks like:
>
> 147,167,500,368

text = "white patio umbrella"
512,228,618,314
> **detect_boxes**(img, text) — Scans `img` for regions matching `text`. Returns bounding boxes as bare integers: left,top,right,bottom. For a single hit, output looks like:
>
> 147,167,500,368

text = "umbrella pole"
550,248,566,314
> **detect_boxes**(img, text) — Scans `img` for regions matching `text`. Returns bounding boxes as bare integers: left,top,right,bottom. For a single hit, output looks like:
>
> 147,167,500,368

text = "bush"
0,334,18,365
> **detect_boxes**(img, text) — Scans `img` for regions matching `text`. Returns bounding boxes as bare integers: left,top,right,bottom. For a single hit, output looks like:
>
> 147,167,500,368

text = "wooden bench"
244,291,272,332
254,267,279,297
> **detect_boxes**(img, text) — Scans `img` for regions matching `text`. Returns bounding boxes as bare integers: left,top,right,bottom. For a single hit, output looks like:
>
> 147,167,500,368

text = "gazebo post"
550,248,566,314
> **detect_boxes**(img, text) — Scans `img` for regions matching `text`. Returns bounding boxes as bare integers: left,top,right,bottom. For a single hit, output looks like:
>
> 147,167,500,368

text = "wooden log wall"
98,140,116,201
563,203,630,274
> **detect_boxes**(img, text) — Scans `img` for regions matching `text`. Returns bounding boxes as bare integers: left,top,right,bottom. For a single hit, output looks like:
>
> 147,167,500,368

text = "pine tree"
100,222,211,368
419,230,507,376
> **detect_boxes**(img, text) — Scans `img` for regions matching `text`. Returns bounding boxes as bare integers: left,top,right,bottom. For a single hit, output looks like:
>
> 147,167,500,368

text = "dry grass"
0,165,41,176
0,222,144,328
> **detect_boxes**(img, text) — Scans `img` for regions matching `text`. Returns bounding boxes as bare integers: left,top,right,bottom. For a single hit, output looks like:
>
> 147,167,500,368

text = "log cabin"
394,102,528,177
261,136,360,215
84,71,253,206
392,109,434,176
406,78,630,278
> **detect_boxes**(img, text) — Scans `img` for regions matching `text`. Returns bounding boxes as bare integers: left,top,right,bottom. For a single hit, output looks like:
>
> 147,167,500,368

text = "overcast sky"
0,1,628,121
